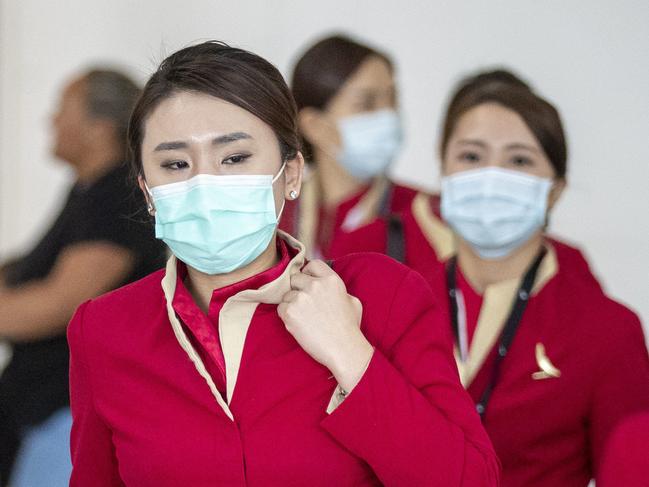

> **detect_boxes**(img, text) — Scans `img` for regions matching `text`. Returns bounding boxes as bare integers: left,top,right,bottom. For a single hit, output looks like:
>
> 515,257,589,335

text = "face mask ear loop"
142,179,156,214
543,180,557,230
272,160,289,222
275,198,287,223
272,160,287,184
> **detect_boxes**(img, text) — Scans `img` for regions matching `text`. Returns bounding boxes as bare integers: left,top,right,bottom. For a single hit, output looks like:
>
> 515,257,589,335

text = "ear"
283,152,305,200
547,178,566,211
138,174,155,215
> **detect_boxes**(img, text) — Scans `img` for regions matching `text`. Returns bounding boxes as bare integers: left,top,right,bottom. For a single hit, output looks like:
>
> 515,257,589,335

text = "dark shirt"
0,162,166,446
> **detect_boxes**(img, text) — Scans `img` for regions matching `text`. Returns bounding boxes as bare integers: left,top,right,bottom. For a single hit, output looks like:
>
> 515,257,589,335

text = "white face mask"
441,167,553,260
336,109,402,181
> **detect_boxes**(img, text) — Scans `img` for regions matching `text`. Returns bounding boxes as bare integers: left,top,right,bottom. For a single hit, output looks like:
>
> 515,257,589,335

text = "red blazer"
599,411,649,486
68,235,499,486
280,176,417,260
401,195,649,486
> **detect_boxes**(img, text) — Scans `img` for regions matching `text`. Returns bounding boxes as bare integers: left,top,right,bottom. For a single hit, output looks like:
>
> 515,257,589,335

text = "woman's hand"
278,260,374,393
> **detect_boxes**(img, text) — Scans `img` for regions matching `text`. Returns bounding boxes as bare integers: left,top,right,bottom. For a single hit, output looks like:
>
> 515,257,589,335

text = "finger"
290,271,313,291
281,290,301,303
277,302,288,320
302,259,334,278
349,295,363,325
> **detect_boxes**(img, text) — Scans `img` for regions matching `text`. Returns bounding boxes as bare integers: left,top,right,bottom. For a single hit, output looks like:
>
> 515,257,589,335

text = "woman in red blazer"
280,34,418,262
408,69,649,486
67,41,499,486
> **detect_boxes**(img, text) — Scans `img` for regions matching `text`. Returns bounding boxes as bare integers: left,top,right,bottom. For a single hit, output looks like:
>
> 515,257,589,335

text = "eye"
510,155,534,167
459,151,481,163
356,94,378,112
222,153,251,165
160,160,189,171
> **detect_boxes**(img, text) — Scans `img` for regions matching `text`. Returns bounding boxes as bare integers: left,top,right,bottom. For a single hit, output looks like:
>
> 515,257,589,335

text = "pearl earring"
147,203,155,216
289,190,298,200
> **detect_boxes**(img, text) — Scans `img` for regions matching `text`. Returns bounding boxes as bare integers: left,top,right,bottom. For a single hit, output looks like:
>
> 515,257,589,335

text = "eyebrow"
505,143,541,153
153,132,253,152
212,132,253,145
154,141,187,151
456,139,541,154
350,86,397,96
456,139,487,148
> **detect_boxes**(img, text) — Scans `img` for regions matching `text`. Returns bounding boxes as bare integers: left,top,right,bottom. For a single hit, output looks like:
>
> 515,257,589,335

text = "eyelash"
160,153,251,171
456,151,535,167
510,155,533,167
459,151,481,163
222,153,251,165
160,160,189,171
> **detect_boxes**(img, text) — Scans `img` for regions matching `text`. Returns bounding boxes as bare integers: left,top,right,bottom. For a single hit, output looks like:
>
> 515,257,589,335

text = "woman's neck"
185,235,281,313
313,149,364,209
457,232,545,294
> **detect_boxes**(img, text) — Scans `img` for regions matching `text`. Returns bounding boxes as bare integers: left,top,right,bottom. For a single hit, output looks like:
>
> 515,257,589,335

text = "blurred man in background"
0,68,166,486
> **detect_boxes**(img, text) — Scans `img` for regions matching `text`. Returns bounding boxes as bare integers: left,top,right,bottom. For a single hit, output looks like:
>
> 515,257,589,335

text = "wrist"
329,333,374,393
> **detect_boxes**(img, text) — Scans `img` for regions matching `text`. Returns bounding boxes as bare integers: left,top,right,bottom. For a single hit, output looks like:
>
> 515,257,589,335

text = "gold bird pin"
532,343,561,380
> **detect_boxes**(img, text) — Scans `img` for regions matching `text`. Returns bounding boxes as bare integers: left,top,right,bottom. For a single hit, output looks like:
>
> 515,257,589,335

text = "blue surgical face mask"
441,167,553,260
337,109,402,181
148,163,286,275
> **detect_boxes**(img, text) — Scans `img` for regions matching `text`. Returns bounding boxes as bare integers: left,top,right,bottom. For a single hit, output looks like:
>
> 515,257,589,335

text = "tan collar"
298,171,390,258
411,192,455,261
410,189,559,385
456,245,559,386
160,230,306,419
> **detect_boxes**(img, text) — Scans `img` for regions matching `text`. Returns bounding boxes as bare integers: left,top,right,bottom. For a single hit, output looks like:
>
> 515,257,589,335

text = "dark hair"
127,41,300,178
85,69,141,156
290,34,393,159
440,69,567,179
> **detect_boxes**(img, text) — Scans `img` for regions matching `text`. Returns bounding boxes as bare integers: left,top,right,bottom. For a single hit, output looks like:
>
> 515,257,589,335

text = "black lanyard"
296,180,406,263
378,182,406,263
446,248,546,420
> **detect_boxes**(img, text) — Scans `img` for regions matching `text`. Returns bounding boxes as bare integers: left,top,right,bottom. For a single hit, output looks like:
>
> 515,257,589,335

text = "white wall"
1,0,648,328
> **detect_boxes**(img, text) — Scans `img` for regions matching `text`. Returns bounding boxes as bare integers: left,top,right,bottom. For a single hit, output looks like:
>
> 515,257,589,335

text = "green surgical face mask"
147,162,286,275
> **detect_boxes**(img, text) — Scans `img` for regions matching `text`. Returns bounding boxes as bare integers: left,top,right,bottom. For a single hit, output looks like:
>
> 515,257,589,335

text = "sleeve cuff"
325,347,375,414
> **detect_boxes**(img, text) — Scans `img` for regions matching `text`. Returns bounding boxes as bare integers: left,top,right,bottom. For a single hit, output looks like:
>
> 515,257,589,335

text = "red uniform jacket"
280,174,417,260
403,194,649,486
599,411,649,487
68,233,499,486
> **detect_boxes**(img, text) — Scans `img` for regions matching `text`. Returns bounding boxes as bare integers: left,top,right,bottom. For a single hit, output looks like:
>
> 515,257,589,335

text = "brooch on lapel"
532,343,562,380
